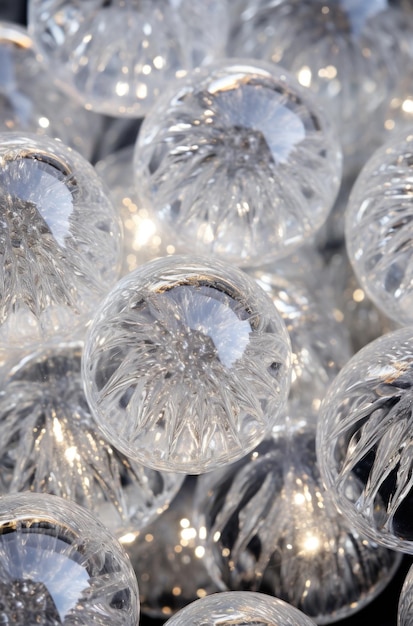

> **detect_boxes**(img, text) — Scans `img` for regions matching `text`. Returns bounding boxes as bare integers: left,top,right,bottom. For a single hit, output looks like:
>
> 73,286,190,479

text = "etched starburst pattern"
318,326,413,553
83,256,292,474
0,492,139,625
0,133,121,349
0,342,183,536
134,60,342,266
195,431,400,623
346,130,413,326
28,0,228,117
163,591,317,626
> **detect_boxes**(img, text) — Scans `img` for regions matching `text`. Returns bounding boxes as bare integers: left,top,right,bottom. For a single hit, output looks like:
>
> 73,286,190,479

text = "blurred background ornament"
163,591,319,626
398,562,413,626
0,132,122,350
28,0,229,118
346,130,413,327
134,59,342,267
195,427,401,624
318,326,413,554
125,476,220,619
0,21,101,160
82,255,292,473
0,491,140,625
229,0,413,177
0,341,183,537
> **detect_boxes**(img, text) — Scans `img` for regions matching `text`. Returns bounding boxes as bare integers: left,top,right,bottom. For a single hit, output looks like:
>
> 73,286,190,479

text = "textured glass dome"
195,431,401,624
317,326,413,554
134,60,342,266
28,0,228,117
82,255,292,474
346,130,413,327
0,491,139,625
163,591,318,626
0,132,122,350
0,341,183,537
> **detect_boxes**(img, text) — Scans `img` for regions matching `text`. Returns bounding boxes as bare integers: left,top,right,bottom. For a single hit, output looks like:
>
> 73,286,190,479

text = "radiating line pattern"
83,256,292,473
0,133,121,348
195,430,400,623
0,342,183,536
346,130,413,326
134,61,341,266
318,326,413,553
0,492,139,625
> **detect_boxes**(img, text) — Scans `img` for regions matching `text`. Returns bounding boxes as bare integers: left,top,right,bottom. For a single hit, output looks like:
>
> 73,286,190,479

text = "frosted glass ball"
134,60,342,267
0,22,101,160
195,431,401,624
0,491,139,625
230,0,412,176
163,591,318,626
317,326,413,554
0,132,122,350
345,130,413,327
28,0,228,118
398,563,413,626
0,341,183,537
82,255,292,474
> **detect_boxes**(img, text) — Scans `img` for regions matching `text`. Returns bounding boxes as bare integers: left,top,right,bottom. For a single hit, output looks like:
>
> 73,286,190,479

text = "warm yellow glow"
402,99,413,114
180,518,190,529
53,418,64,443
353,288,365,303
297,66,312,88
65,446,79,465
119,532,137,544
195,546,205,558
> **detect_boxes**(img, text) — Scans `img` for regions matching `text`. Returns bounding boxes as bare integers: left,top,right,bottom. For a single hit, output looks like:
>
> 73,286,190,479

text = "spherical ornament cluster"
82,255,292,474
134,60,342,266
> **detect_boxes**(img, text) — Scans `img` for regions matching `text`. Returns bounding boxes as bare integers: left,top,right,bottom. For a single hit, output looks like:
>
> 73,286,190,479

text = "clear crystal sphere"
0,132,122,350
398,563,413,626
317,326,413,554
0,21,101,160
0,341,183,537
195,430,401,624
82,255,292,474
230,0,412,176
133,60,342,267
125,476,220,618
28,0,228,118
346,130,413,327
0,491,140,625
163,591,318,626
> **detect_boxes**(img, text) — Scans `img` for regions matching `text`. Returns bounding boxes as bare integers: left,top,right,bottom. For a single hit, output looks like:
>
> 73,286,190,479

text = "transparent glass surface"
399,563,413,626
0,132,122,349
82,255,292,474
163,591,318,626
0,341,183,537
125,476,220,618
0,491,139,625
28,0,228,117
230,0,412,176
0,21,101,160
134,60,342,267
317,326,413,553
195,430,401,624
346,130,413,326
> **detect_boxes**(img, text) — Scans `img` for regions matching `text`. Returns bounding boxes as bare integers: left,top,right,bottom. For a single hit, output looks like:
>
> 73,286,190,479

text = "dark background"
1,1,412,624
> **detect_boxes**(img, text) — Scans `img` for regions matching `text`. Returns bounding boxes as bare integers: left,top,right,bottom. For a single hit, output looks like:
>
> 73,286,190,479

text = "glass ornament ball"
230,0,412,176
398,562,413,626
163,591,318,626
0,491,139,625
28,0,228,118
0,21,101,160
0,132,122,350
0,341,183,538
317,326,413,554
345,130,413,327
133,60,342,267
195,431,401,624
82,255,292,474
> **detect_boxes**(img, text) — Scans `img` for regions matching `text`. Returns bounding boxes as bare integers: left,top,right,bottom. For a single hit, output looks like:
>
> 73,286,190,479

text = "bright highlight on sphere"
82,255,292,474
346,130,413,327
317,326,413,554
28,0,228,117
0,132,122,350
134,60,342,267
